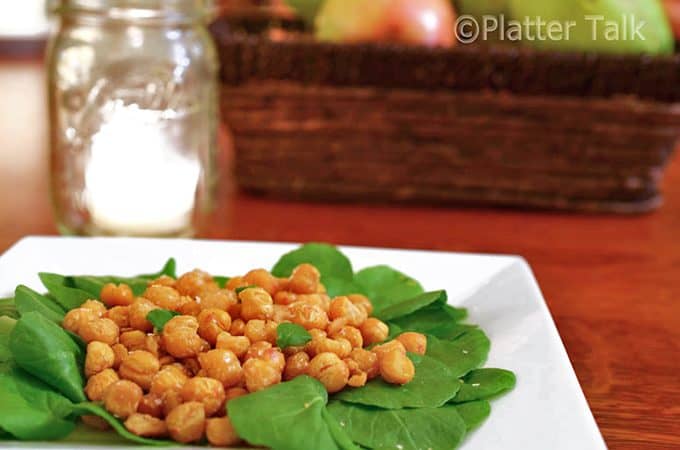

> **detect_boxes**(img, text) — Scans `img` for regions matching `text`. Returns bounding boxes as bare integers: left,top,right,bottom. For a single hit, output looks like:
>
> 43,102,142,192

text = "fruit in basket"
315,0,457,47
508,0,674,54
286,0,325,24
664,0,680,39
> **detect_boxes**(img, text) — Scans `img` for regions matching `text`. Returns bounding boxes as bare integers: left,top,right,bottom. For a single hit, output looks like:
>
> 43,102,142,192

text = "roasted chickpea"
79,318,119,345
206,417,241,447
176,269,218,298
162,315,203,359
225,387,248,405
181,377,226,417
296,294,331,312
183,357,202,376
349,348,379,379
148,275,176,288
331,326,363,349
161,389,183,417
81,299,107,317
360,318,390,346
198,349,243,388
244,341,273,361
379,350,415,385
243,358,282,393
143,285,182,311
284,352,310,381
348,294,373,316
150,365,189,395
104,380,143,419
120,330,147,351
259,348,286,372
129,298,158,332
372,340,406,362
138,393,164,418
85,368,119,401
329,296,367,327
273,291,297,306
289,302,329,330
229,319,246,336
239,287,274,321
105,306,130,329
177,297,201,316
326,318,348,336
100,283,135,307
307,352,349,393
119,350,160,390
228,302,242,320
166,401,206,444
62,307,96,334
200,289,238,311
85,341,115,377
145,334,161,357
225,276,248,291
244,268,280,295
159,355,175,366
272,304,291,323
112,343,128,369
396,332,427,355
124,413,168,438
216,332,251,359
197,308,232,345
314,337,352,359
244,319,277,344
348,372,368,387
288,264,321,294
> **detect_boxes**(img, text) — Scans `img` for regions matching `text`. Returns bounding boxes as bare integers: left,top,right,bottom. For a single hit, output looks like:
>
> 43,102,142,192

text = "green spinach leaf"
235,285,258,294
9,312,85,403
427,331,491,378
355,265,424,313
451,368,516,403
455,400,491,432
146,309,180,332
272,243,354,285
229,376,348,450
321,408,362,450
0,316,16,363
0,297,18,319
334,354,460,409
14,285,65,323
328,401,467,450
388,302,467,336
277,323,312,349
39,273,92,311
214,276,230,288
376,290,446,322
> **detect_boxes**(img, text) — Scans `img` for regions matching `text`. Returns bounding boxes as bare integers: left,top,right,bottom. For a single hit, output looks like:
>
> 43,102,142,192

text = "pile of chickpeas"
62,264,427,446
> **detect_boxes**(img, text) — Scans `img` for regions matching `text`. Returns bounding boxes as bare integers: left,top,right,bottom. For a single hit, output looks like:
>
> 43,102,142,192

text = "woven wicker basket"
212,19,680,213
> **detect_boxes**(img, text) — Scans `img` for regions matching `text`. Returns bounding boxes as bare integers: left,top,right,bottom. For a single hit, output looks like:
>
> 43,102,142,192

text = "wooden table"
1,58,678,450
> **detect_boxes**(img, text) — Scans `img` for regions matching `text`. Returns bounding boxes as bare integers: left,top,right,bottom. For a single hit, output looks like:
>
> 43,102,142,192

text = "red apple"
315,0,457,48
664,0,680,40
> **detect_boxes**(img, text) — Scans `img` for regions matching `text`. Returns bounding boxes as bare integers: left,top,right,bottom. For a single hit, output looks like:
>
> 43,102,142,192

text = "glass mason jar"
47,0,218,237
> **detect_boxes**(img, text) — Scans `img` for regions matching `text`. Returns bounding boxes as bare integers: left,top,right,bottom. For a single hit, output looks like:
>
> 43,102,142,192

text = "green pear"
286,0,325,24
507,0,674,54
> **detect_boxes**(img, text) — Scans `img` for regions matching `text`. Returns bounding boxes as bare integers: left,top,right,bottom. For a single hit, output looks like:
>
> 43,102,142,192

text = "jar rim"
52,0,215,21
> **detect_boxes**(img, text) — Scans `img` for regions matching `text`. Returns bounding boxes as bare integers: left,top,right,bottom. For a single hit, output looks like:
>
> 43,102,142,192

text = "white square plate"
0,237,607,450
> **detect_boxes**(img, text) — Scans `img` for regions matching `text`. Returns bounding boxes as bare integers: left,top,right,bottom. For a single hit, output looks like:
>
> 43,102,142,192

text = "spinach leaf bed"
0,245,515,449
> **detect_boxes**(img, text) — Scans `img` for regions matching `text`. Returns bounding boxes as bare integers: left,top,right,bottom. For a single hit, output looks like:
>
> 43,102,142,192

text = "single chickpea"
326,318,348,336
282,345,305,358
124,413,168,438
228,302,242,320
259,348,286,372
243,358,282,392
380,350,415,385
198,349,243,389
81,415,110,431
143,285,182,311
84,368,119,401
296,294,331,312
162,315,203,359
225,276,248,291
81,299,107,317
243,268,280,295
161,389,183,418
396,332,427,355
128,298,158,332
348,294,373,316
120,330,147,351
62,307,96,335
348,372,368,387
216,332,251,359
331,326,364,349
349,348,379,379
372,340,406,362
112,343,128,369
288,264,321,294
166,401,206,444
200,289,238,311
284,352,310,381
176,269,218,298
307,353,349,393
230,319,246,336
289,302,329,330
103,380,143,419
244,319,277,344
148,275,176,288
181,377,226,417
206,417,241,447
145,334,161,357
244,341,273,361
225,387,248,404
79,318,120,345
329,296,367,327
150,365,189,395
105,306,130,329
239,287,274,321
119,350,160,391
272,304,292,323
197,308,232,345
85,341,115,377
100,283,135,307
314,337,352,359
138,393,164,418
360,318,390,346
273,291,297,306
177,298,201,316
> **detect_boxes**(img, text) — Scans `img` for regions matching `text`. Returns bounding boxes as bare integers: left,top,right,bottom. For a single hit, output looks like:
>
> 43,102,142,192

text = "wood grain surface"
0,59,678,449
